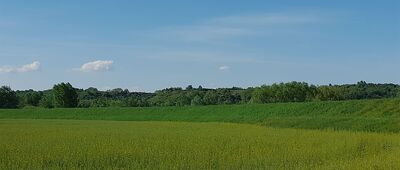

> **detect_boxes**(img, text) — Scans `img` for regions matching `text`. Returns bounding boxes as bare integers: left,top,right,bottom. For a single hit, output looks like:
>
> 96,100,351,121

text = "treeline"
0,81,399,109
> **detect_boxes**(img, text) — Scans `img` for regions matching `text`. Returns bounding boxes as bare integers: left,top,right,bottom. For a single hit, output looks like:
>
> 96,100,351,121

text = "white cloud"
77,60,114,72
16,61,41,73
0,61,40,73
0,67,13,73
219,65,230,71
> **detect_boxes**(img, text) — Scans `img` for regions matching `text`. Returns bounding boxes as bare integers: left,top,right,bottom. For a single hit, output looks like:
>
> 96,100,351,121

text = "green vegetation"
0,86,18,108
2,82,400,169
1,98,399,132
1,119,399,169
53,82,79,108
8,81,400,108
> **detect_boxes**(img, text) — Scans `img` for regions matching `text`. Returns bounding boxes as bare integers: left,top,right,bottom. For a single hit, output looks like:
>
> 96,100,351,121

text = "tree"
39,93,55,108
53,83,78,108
20,90,42,106
0,86,18,108
203,90,218,105
250,82,316,103
316,86,345,101
191,95,203,106
397,88,400,98
250,86,271,104
186,85,193,90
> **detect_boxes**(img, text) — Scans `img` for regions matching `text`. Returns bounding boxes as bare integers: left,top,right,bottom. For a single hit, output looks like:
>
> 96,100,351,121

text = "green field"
0,99,400,169
1,98,400,132
1,119,399,169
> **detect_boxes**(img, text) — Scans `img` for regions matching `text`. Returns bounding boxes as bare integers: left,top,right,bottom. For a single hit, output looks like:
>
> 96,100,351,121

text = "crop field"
1,119,399,169
1,98,400,132
0,99,400,169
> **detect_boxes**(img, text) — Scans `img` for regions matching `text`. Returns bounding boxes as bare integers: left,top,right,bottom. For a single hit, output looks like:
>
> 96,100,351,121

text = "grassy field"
1,119,399,169
1,99,399,169
1,98,399,132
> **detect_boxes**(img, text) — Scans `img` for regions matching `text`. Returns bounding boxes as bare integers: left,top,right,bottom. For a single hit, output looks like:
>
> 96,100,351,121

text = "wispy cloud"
0,61,40,73
76,60,114,72
218,65,230,71
141,50,260,63
166,25,250,43
130,12,323,65
209,13,318,25
156,12,319,43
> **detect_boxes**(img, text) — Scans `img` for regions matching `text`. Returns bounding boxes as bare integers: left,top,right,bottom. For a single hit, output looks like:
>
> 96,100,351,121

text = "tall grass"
0,119,399,169
1,99,399,132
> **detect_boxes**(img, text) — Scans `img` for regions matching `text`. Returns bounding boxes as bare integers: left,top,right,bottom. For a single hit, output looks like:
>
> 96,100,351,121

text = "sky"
0,0,399,92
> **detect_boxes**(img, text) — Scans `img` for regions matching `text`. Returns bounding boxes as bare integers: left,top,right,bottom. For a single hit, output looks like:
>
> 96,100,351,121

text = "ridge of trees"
0,81,399,109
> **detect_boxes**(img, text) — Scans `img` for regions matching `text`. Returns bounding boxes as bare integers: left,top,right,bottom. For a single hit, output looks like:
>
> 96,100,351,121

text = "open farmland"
1,119,399,169
1,98,400,132
0,99,400,169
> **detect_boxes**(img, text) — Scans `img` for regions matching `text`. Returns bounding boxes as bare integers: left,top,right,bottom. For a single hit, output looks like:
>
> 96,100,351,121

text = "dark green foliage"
238,88,253,104
77,88,152,107
39,92,54,108
251,82,316,103
123,96,150,107
316,86,345,101
191,95,203,106
17,90,43,107
2,81,400,108
203,90,219,105
215,88,242,104
149,88,190,106
251,81,399,104
148,87,243,106
342,81,399,99
186,85,193,90
0,86,18,108
53,83,78,108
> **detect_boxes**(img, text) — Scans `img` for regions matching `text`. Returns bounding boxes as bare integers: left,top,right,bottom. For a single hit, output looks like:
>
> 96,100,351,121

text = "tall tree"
53,83,78,108
39,92,55,108
0,86,19,108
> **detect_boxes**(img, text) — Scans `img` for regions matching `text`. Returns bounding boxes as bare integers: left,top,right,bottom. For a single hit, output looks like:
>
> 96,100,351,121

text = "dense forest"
0,81,399,109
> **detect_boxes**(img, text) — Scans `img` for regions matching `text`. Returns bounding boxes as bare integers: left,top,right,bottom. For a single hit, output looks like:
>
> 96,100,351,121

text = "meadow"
0,99,400,169
1,119,399,169
1,98,399,132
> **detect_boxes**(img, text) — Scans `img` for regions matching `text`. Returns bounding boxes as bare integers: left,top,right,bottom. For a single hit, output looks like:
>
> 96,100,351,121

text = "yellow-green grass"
1,119,399,169
1,98,400,132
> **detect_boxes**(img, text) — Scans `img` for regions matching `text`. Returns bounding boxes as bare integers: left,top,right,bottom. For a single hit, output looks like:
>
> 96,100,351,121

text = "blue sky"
0,0,399,92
